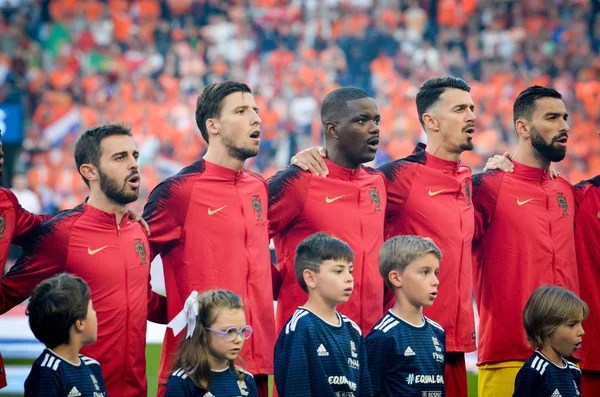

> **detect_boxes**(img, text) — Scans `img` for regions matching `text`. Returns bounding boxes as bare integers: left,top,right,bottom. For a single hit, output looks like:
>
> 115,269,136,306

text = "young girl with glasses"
165,290,258,397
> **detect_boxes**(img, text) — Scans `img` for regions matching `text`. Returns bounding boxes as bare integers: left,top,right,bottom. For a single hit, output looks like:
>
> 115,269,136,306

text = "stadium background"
1,0,599,395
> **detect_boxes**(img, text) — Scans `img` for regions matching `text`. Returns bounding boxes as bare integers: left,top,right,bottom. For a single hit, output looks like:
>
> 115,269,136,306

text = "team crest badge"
0,211,5,238
465,180,472,206
135,239,148,264
369,187,381,211
557,193,568,216
252,195,263,221
237,380,249,396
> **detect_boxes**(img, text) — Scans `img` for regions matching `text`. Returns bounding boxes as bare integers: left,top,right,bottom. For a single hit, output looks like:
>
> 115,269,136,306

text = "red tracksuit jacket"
472,161,578,365
268,159,386,335
378,144,476,353
574,176,600,371
0,188,50,390
143,159,276,390
0,203,167,396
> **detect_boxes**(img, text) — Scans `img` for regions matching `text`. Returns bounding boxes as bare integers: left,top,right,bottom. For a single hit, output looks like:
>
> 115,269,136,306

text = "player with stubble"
143,81,276,397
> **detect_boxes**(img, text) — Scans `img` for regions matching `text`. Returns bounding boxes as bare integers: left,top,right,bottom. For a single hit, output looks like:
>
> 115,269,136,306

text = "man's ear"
388,270,402,288
422,112,439,132
303,269,317,290
324,121,338,140
515,119,530,139
79,164,98,183
206,118,220,139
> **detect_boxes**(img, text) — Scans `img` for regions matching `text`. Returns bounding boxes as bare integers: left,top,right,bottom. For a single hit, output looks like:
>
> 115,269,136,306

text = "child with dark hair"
274,232,372,397
24,273,106,396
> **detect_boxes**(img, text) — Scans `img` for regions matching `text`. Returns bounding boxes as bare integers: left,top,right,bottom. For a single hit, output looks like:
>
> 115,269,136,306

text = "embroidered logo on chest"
135,239,148,264
557,193,569,216
252,195,263,221
369,187,381,211
0,211,6,238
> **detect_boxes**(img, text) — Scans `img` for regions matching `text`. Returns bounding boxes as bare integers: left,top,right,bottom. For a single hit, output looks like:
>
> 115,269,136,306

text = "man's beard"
530,126,567,162
460,138,474,151
98,169,139,204
223,132,259,162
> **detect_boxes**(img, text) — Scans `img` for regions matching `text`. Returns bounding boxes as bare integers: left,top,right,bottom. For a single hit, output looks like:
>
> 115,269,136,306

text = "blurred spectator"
0,0,598,213
11,172,41,214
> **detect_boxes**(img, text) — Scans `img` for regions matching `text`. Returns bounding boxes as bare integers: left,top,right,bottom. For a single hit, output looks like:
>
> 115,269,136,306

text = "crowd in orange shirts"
1,0,599,214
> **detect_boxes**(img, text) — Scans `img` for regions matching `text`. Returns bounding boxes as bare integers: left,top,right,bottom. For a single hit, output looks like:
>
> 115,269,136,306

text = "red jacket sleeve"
0,352,6,389
471,171,503,243
267,165,310,239
377,160,418,232
2,189,50,243
267,166,310,299
377,160,418,308
0,215,70,314
142,172,195,261
148,288,167,324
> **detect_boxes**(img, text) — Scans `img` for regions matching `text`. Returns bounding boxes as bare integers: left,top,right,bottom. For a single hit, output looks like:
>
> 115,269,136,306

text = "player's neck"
424,141,461,162
86,190,128,224
208,354,229,371
391,298,424,327
203,146,245,171
304,296,340,326
511,144,551,169
540,345,565,367
326,147,361,169
51,343,82,366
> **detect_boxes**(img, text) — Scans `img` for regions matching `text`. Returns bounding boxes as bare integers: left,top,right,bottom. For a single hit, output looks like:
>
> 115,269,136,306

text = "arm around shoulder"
0,219,69,314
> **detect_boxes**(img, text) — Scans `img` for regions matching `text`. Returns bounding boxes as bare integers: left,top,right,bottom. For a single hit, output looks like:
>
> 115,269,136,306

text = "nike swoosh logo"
208,205,227,215
325,195,344,204
517,198,534,206
428,189,446,197
88,246,108,255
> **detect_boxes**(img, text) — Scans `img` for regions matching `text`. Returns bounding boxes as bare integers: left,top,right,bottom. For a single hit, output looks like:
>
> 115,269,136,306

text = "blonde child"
513,285,587,397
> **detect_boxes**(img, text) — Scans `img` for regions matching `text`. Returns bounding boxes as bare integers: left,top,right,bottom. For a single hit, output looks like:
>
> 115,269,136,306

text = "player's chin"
336,295,351,305
360,150,377,162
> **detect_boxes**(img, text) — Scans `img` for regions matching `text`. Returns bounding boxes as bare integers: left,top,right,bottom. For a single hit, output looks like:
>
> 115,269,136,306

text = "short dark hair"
195,81,252,143
513,86,562,125
379,236,442,290
26,273,91,349
294,232,354,293
320,87,372,125
74,123,132,187
416,76,471,127
523,285,588,350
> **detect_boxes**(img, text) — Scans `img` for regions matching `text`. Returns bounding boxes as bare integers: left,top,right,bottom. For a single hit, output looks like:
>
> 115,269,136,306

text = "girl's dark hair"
172,290,245,391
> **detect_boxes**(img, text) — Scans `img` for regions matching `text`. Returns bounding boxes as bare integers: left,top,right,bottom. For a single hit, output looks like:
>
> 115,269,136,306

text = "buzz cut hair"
320,87,372,125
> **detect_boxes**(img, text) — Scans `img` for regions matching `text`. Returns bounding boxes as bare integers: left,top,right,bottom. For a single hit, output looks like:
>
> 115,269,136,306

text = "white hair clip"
167,291,199,339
